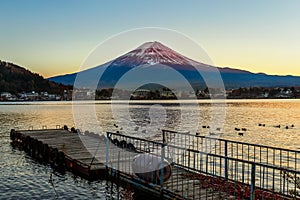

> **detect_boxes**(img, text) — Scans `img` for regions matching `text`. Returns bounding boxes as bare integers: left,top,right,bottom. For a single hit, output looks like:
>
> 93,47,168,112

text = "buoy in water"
119,140,127,148
42,143,49,161
127,143,136,152
57,151,65,169
32,139,39,158
49,148,59,166
112,138,119,146
24,136,31,152
71,127,77,133
10,129,16,141
37,141,44,160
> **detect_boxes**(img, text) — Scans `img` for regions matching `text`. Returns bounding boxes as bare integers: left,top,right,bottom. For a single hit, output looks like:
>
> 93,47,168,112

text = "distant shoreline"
1,97,300,103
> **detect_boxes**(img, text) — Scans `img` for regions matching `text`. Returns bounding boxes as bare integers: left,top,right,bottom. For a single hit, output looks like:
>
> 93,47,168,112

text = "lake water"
0,99,299,199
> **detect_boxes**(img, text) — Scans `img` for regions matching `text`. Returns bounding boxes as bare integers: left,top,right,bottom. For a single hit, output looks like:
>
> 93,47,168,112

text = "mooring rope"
49,173,59,199
89,137,103,168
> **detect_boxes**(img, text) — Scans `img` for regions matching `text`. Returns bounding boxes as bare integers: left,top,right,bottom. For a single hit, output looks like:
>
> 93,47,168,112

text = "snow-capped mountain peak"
111,41,194,66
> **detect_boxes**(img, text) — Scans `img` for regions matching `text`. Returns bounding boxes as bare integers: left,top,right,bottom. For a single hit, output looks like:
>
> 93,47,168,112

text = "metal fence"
162,129,300,172
106,131,300,199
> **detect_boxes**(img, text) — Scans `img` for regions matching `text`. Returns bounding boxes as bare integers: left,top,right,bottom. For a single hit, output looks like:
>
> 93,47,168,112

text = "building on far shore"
0,92,17,101
131,89,151,100
19,91,39,101
0,90,73,101
1,92,12,98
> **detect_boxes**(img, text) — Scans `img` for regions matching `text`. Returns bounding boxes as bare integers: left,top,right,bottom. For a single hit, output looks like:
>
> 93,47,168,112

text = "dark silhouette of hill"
0,60,71,94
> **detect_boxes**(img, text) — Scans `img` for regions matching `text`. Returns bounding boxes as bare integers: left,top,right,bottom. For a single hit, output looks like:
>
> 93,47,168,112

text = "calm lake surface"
0,99,299,199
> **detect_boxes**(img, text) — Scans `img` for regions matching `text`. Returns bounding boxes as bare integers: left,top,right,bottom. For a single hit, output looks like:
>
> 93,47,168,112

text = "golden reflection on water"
223,99,300,150
0,99,299,150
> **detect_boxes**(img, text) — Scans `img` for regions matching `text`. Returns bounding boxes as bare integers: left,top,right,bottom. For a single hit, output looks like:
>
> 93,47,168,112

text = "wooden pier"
10,128,109,179
10,128,298,199
10,128,228,199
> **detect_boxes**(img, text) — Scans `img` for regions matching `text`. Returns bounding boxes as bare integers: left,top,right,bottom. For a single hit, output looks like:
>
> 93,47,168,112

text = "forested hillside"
0,60,71,94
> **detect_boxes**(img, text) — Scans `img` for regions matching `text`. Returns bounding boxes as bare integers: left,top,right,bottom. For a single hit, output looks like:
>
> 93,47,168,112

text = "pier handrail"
107,131,300,175
162,129,300,174
106,131,300,199
108,131,300,172
162,129,300,154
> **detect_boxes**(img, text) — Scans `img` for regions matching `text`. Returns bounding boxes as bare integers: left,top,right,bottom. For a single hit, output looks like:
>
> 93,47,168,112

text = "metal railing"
106,131,300,199
162,129,300,172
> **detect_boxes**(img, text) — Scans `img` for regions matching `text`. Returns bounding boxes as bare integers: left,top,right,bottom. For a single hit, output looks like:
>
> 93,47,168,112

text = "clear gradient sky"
0,0,300,77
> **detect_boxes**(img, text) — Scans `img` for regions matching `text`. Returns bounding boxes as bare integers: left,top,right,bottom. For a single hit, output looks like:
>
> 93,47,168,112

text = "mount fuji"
48,41,300,89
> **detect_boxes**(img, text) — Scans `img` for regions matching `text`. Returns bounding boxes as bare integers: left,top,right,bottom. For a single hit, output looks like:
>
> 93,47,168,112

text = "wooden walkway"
10,129,109,178
10,128,226,199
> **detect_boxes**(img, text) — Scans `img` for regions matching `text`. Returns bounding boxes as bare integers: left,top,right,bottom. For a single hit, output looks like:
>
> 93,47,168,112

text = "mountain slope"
0,60,71,94
48,41,300,89
47,72,77,86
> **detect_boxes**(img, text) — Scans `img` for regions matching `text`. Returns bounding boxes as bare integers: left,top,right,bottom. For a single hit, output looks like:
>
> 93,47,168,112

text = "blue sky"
0,0,300,77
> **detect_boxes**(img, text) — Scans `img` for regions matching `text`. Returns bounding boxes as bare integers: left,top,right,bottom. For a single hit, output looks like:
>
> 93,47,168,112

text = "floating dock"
10,128,300,199
10,128,225,199
10,128,108,179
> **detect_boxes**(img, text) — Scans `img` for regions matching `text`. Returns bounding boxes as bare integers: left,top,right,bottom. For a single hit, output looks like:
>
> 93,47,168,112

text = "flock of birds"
112,122,296,137
202,123,296,137
114,123,148,134
258,123,295,129
183,123,295,137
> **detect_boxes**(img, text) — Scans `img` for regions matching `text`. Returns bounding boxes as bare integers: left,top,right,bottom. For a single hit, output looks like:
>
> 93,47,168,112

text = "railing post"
162,130,166,144
160,143,165,188
225,140,228,180
250,163,256,200
106,132,110,168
